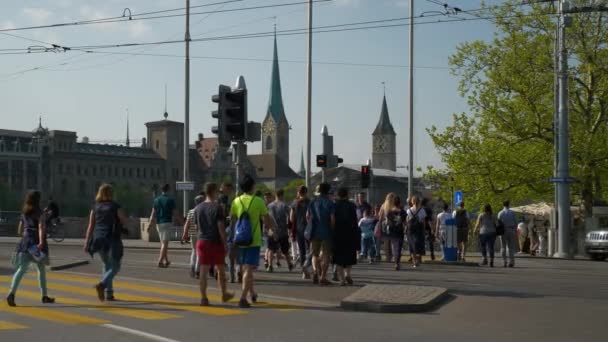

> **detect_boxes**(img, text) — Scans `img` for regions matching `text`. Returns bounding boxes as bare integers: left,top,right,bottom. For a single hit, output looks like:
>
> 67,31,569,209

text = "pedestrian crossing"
0,271,305,331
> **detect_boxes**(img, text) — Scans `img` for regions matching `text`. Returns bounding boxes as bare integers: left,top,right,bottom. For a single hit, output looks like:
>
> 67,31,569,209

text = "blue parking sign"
454,191,463,205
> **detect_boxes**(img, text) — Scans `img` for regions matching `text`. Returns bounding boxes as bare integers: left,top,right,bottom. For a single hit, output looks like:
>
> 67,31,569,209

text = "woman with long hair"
6,190,55,307
84,184,129,301
474,203,497,267
378,193,406,270
406,195,427,268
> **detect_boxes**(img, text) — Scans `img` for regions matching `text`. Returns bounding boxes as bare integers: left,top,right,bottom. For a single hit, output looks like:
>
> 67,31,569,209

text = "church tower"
261,30,290,165
372,95,397,171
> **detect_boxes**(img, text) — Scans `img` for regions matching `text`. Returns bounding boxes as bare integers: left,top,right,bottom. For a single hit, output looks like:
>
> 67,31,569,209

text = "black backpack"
455,209,469,229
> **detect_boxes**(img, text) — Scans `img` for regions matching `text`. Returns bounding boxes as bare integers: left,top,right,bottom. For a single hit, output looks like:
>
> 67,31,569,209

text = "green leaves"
430,0,608,212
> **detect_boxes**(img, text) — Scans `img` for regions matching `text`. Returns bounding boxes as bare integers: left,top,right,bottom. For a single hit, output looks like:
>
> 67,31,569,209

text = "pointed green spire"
266,30,287,124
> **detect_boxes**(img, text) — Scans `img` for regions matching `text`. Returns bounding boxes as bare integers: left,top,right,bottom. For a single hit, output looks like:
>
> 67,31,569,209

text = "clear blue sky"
0,0,503,173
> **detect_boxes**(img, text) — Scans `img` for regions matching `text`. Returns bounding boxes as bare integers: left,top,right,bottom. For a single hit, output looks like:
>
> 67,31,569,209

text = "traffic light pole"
183,0,191,216
234,142,244,195
305,0,313,189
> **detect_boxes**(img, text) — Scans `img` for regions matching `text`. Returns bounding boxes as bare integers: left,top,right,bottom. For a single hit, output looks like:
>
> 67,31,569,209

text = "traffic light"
361,165,370,189
336,156,344,164
211,84,247,147
316,154,327,168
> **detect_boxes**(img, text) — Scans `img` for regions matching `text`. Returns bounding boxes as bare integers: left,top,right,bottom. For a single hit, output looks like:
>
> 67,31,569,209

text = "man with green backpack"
229,175,276,308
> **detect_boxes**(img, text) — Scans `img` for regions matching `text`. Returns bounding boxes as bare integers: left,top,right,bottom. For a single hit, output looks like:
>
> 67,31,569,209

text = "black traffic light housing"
316,154,327,168
211,84,247,147
361,165,370,189
336,156,344,164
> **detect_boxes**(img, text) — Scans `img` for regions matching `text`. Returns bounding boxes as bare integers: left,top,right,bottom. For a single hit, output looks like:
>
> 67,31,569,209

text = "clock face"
374,136,388,152
263,120,275,135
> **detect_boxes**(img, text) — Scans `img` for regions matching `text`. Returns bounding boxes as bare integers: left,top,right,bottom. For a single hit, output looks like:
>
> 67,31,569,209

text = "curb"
50,260,90,271
340,285,449,314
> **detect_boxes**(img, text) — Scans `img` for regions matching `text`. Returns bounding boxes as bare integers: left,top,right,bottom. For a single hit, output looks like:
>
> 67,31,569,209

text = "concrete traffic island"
340,284,449,313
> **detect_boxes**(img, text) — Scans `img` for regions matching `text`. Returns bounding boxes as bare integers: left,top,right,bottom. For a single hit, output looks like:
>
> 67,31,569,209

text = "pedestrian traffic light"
316,154,327,168
211,84,247,147
361,165,370,189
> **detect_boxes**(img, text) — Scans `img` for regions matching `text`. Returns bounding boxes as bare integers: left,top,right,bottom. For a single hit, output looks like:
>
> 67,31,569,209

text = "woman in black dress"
332,187,359,286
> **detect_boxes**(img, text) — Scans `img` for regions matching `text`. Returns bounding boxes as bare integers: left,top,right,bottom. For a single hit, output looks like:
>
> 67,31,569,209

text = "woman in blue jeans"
84,184,128,301
6,190,55,307
474,204,497,267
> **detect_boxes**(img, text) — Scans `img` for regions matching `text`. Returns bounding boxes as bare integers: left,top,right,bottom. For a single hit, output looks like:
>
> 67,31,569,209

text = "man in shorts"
453,201,470,262
230,175,276,308
267,189,294,272
148,184,184,268
307,182,335,286
194,183,234,306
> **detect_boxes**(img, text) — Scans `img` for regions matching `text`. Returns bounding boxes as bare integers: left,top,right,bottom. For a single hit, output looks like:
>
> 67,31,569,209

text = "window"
84,166,88,176
155,140,160,150
137,168,140,177
79,180,87,197
122,168,126,177
76,165,81,176
58,163,63,175
265,136,273,150
92,166,97,177
129,168,133,177
157,168,161,178
143,168,146,178
115,167,119,177
61,179,68,194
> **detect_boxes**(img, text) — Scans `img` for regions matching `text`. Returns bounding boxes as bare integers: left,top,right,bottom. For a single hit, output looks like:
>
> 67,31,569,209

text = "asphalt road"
1,242,607,342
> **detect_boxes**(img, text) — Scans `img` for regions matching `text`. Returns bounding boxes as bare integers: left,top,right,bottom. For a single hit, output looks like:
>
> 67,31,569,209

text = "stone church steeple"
372,95,397,171
261,30,289,166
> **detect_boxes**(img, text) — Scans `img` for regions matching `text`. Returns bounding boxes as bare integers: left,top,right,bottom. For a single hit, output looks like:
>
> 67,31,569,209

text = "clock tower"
372,95,397,171
261,30,289,165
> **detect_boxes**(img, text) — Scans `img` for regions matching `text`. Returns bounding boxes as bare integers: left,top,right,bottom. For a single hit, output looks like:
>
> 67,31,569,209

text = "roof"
372,95,396,136
145,119,183,128
264,32,287,125
248,154,299,179
73,143,162,159
341,164,407,178
0,129,34,139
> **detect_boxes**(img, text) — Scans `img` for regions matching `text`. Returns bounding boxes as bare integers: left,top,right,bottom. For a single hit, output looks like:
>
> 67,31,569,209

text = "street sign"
176,181,195,191
549,177,578,184
454,190,463,206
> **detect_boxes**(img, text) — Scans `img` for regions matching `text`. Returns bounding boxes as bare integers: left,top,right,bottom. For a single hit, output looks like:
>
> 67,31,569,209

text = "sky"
0,0,505,174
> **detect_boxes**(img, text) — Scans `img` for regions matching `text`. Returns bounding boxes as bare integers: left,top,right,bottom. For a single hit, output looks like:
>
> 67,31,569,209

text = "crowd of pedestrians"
6,176,530,309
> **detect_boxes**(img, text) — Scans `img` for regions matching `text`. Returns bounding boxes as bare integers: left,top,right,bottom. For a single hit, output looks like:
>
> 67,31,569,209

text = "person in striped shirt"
182,194,205,278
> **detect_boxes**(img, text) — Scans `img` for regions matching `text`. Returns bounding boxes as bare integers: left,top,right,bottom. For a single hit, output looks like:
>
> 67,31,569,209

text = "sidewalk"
0,237,191,250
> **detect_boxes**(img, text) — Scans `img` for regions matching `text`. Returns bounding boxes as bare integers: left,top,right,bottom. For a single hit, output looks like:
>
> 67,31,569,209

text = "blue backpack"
233,197,255,246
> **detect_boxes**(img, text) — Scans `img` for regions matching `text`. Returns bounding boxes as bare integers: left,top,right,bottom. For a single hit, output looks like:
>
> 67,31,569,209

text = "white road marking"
102,324,182,342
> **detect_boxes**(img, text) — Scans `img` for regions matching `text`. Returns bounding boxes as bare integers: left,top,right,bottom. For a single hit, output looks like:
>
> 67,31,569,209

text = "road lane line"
0,321,28,330
102,323,182,342
16,289,181,320
0,276,245,316
0,303,108,325
45,272,313,309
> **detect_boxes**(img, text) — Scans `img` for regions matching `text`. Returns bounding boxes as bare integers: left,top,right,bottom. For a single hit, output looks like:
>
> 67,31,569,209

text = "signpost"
454,190,463,206
176,181,195,192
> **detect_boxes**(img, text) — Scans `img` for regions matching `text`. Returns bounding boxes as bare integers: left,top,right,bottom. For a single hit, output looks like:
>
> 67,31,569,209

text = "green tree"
282,179,305,203
428,0,608,216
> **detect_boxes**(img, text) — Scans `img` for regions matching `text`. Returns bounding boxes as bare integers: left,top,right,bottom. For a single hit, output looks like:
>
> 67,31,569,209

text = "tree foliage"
428,0,608,214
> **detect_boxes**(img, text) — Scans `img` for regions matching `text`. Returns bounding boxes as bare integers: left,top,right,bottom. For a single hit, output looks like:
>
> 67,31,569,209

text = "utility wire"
0,0,334,33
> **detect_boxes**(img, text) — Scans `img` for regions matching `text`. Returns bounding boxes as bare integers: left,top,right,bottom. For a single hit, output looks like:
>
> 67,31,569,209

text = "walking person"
84,184,128,301
185,183,234,306
359,208,377,263
498,200,518,267
333,188,359,285
355,192,372,221
406,195,427,268
182,194,205,279
307,182,335,286
267,189,294,272
435,203,453,258
378,193,406,270
147,184,184,268
6,190,55,307
422,198,436,261
290,185,312,279
474,204,498,267
453,201,471,262
230,175,275,308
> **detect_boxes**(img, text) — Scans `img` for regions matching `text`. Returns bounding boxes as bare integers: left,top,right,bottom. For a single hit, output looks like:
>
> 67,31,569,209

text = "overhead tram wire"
0,0,335,33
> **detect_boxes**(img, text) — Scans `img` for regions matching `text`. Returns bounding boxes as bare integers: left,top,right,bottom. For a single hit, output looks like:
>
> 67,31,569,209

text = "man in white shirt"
498,200,518,268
